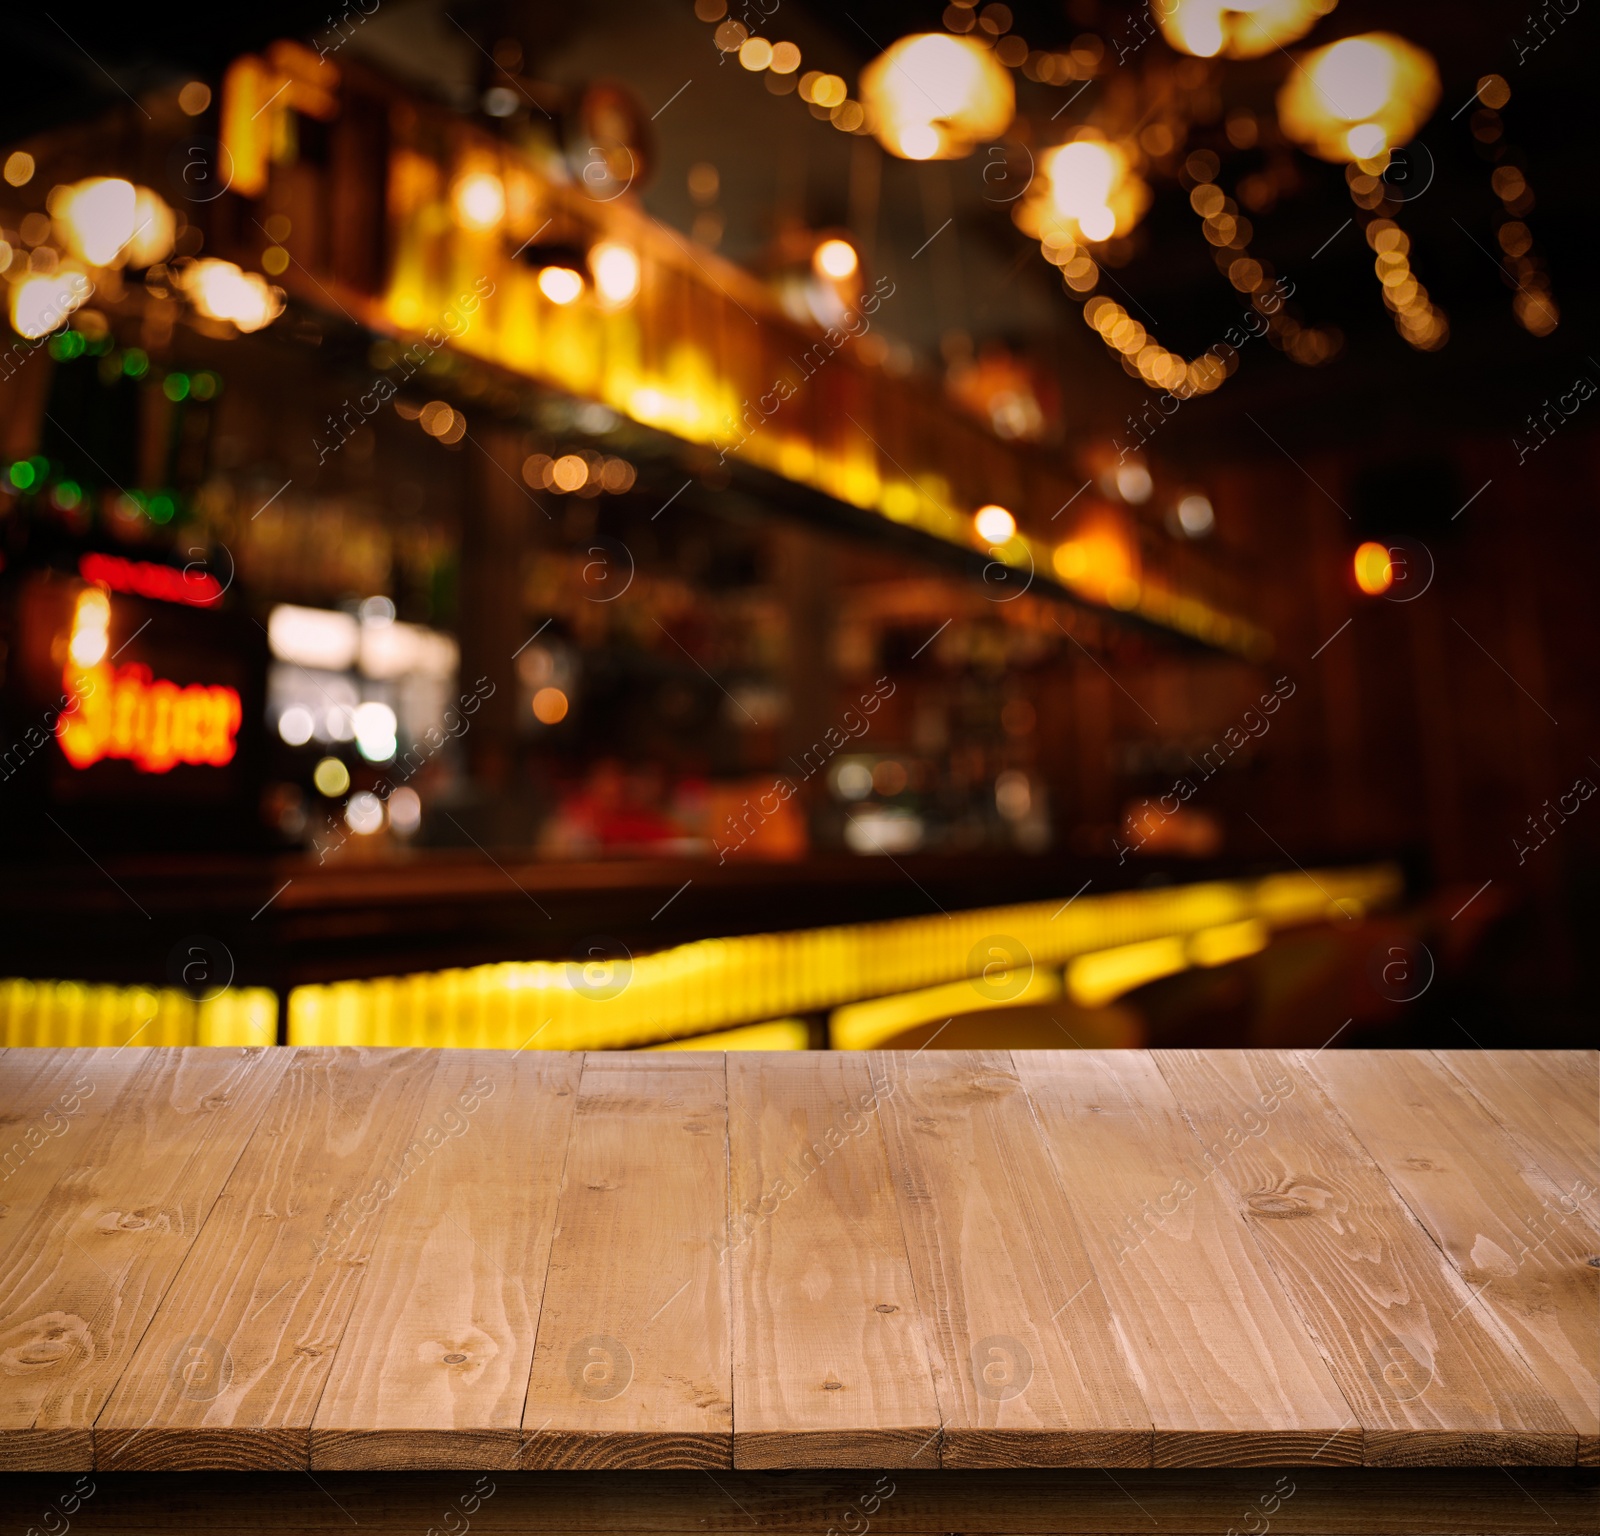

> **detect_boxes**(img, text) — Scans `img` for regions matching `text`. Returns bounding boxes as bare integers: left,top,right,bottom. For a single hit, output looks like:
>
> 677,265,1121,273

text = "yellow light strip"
647,1019,810,1051
1066,935,1189,1008
831,966,1062,1051
285,863,1400,1051
0,981,278,1048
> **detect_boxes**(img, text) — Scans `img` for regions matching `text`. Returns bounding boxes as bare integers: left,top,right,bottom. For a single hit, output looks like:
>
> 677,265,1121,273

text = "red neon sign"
57,663,241,773
78,552,223,607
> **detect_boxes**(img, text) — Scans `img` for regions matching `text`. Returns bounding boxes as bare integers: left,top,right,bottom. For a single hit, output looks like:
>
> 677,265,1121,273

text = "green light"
8,461,34,490
48,330,86,361
122,348,149,379
29,456,48,481
147,492,176,523
162,372,191,402
190,370,220,401
52,480,82,511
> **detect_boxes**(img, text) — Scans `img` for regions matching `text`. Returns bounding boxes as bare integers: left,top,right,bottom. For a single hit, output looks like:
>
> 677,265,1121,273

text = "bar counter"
2,1047,1594,1486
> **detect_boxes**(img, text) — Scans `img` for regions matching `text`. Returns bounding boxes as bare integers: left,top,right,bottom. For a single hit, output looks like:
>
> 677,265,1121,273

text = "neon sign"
54,589,241,773
79,552,223,606
57,662,241,772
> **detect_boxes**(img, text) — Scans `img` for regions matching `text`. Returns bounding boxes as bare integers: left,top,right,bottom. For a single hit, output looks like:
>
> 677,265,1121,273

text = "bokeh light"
1278,33,1440,162
533,686,570,724
1353,540,1394,595
313,756,351,797
859,33,1013,160
1157,0,1338,60
813,238,859,280
973,504,1017,543
590,241,641,306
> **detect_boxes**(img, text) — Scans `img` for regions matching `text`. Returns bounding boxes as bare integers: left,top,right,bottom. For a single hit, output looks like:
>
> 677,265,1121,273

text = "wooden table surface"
1,1047,1594,1473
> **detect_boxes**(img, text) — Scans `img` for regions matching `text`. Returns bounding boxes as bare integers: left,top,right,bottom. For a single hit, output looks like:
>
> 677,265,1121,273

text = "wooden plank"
1156,1050,1577,1467
727,1052,941,1467
0,1048,285,1471
1312,1049,1599,1464
310,1051,582,1469
94,1047,440,1469
0,1049,149,1219
873,1050,1151,1467
1016,1050,1361,1466
518,1053,731,1469
1435,1052,1599,1219
2,1466,1596,1535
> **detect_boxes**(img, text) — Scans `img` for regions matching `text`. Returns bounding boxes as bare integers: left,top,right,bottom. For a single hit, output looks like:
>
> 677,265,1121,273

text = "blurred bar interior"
0,0,1592,1049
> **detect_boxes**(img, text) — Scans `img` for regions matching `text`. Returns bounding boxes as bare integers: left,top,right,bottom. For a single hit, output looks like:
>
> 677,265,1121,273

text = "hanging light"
52,178,139,267
1036,137,1150,245
10,269,91,339
859,33,1013,161
182,258,285,332
1277,33,1440,162
1156,1,1338,61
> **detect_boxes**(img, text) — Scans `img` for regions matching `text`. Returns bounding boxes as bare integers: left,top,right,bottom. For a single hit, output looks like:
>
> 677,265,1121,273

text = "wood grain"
1016,1050,1362,1466
874,1050,1151,1466
0,1049,148,1221
1312,1048,1599,1464
3,1467,1594,1534
0,1048,285,1470
1155,1049,1577,1466
1434,1052,1599,1222
310,1051,582,1469
727,1052,941,1467
3,1047,1594,1473
93,1047,440,1469
1,1045,154,1472
518,1053,731,1468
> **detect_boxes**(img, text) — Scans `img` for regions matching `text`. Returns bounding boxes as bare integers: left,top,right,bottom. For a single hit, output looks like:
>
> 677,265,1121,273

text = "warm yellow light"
1189,917,1269,967
55,177,138,267
551,454,589,492
739,37,774,70
1039,138,1150,245
974,504,1016,543
4,151,35,187
538,265,584,304
1353,540,1393,595
589,241,640,306
1156,1,1338,61
182,258,284,332
533,686,570,724
127,187,176,267
1052,518,1139,604
69,588,111,667
769,41,802,74
10,270,91,339
452,171,506,230
813,238,859,280
313,756,351,797
1278,32,1440,163
419,400,456,438
68,624,109,666
859,33,1014,161
1067,936,1189,1007
178,81,213,116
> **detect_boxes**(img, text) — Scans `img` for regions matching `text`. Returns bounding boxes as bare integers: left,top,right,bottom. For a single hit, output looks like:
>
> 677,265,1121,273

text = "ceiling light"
859,33,1014,161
